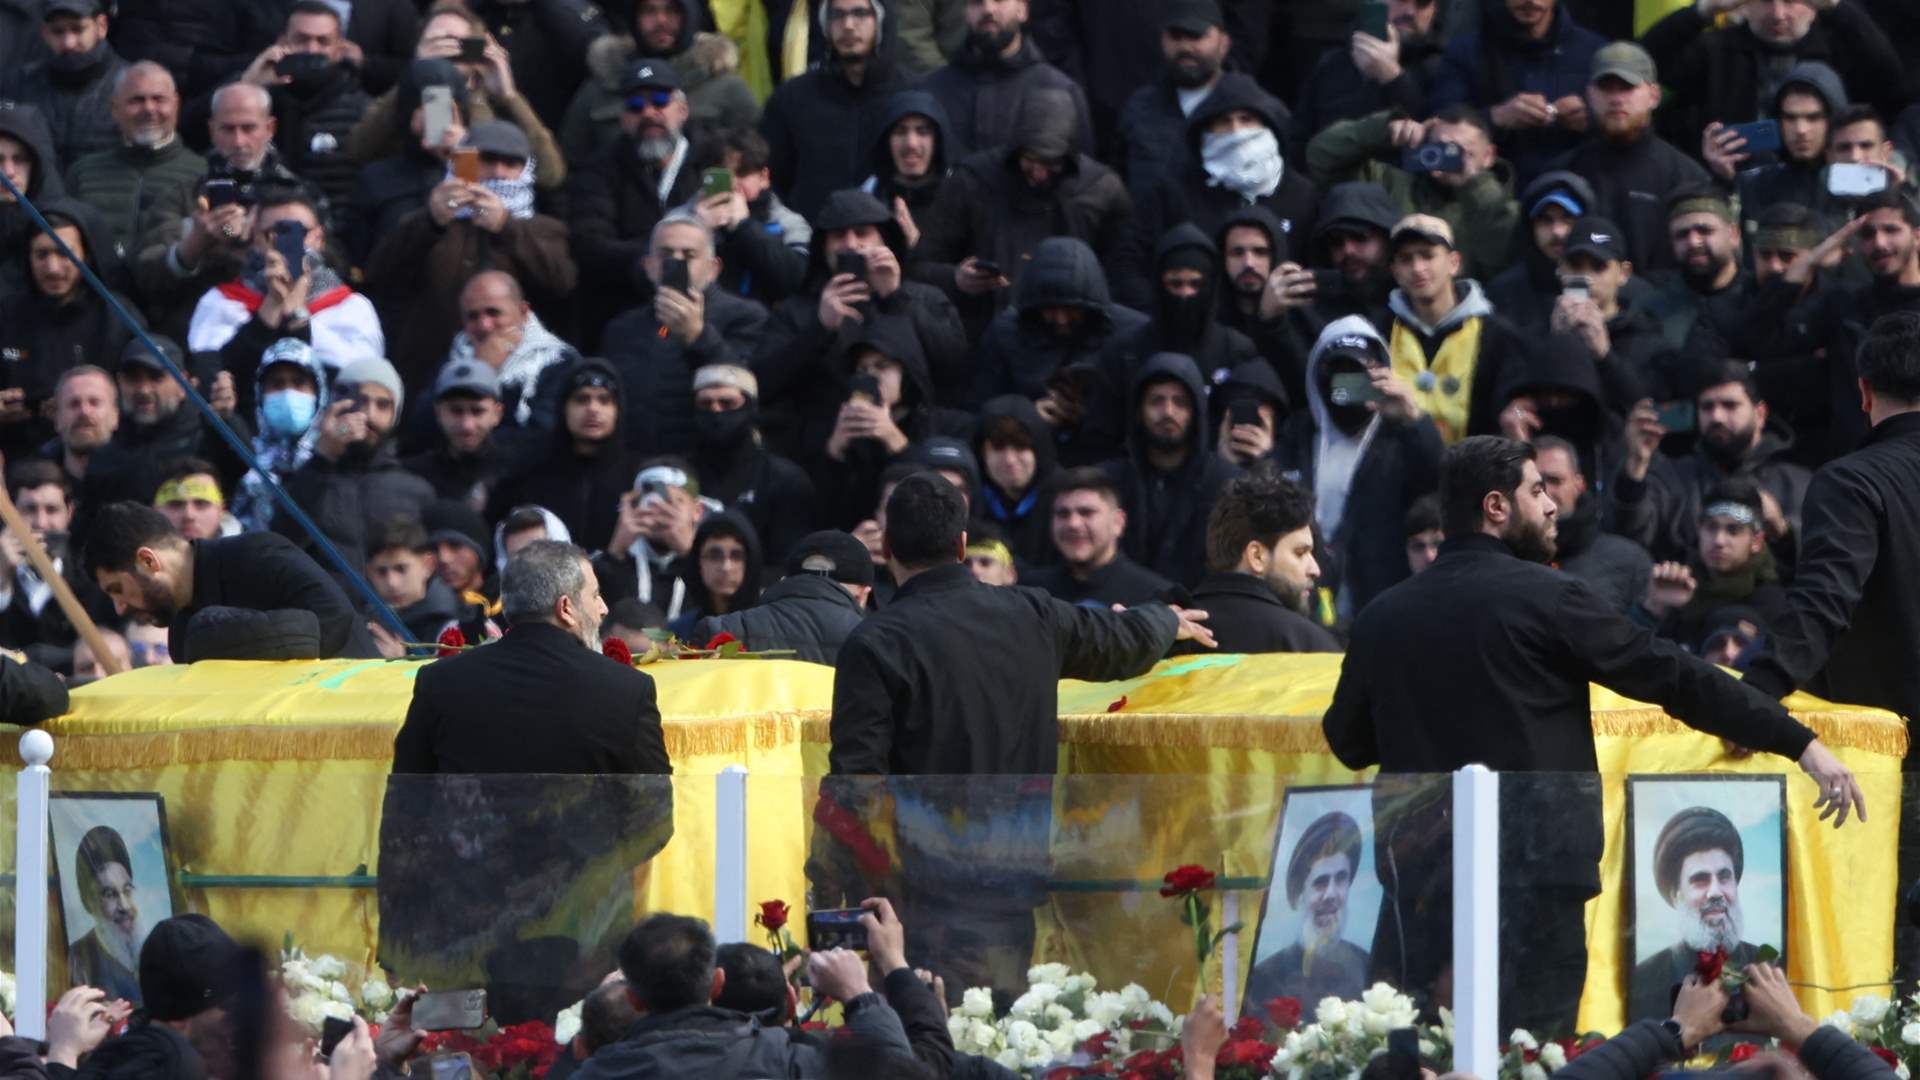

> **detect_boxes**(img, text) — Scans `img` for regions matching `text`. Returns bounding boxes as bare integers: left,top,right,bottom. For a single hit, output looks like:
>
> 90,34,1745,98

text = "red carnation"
1266,997,1304,1031
1729,1044,1760,1063
602,637,633,665
1220,1038,1279,1069
1873,1047,1900,1069
1082,1031,1115,1057
437,626,465,656
1695,946,1728,984
757,899,790,932
1159,864,1216,897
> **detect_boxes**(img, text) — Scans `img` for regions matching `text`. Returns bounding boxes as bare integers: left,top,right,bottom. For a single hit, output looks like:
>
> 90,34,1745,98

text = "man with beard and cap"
66,825,146,1003
1307,104,1519,282
66,63,206,258
918,0,1092,163
1485,169,1591,330
395,538,671,775
1209,359,1289,469
275,355,436,575
1240,811,1368,1014
85,500,380,660
0,102,66,296
1642,0,1903,149
1708,63,1845,232
1134,74,1318,257
1543,43,1710,273
1381,213,1526,445
972,394,1056,569
1498,216,1657,412
1735,191,1920,462
1275,318,1442,618
233,2,372,223
1627,807,1771,1024
400,358,516,510
492,357,645,556
1099,352,1238,588
14,0,123,167
687,363,816,563
915,87,1143,335
859,90,954,248
564,0,760,163
1112,0,1234,199
759,0,905,221
0,198,142,461
1634,478,1790,651
973,235,1148,422
93,335,252,507
567,58,704,348
1289,0,1446,166
1260,182,1401,351
1428,0,1605,185
1659,188,1760,359
751,189,969,456
1616,362,1809,567
604,213,768,458
1173,465,1340,655
1534,435,1648,613
1103,224,1259,391
1324,434,1861,1036
678,128,811,309
693,529,870,663
814,316,973,529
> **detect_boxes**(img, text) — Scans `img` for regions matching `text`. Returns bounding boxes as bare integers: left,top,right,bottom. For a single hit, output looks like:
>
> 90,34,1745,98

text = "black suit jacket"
174,532,378,662
392,622,670,775
1171,572,1341,656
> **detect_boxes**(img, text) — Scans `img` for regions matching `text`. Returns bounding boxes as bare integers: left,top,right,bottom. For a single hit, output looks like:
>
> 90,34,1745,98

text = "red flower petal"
437,626,465,657
1729,1044,1760,1063
602,637,633,665
1106,695,1128,713
703,631,738,650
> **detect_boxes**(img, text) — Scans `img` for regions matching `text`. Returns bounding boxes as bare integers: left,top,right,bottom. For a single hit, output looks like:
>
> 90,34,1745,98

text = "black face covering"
1159,292,1211,348
693,402,758,452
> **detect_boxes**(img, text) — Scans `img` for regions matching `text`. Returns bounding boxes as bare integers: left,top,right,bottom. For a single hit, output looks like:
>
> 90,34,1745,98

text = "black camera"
1401,141,1465,175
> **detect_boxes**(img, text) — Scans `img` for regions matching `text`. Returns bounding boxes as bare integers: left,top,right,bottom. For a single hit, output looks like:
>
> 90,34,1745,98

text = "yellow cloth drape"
1389,317,1483,444
707,0,774,101
14,654,1905,1027
1638,0,1692,35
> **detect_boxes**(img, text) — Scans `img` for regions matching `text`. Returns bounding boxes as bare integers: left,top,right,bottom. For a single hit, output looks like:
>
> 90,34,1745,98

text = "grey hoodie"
1304,315,1392,542
1386,278,1494,338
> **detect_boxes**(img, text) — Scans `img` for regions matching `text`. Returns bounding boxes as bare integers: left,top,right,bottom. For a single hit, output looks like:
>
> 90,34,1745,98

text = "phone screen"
701,167,734,197
1329,371,1384,406
806,908,869,951
835,251,868,283
452,147,480,183
1656,400,1696,433
271,221,307,276
1727,120,1781,155
204,179,240,209
1561,274,1591,301
848,372,882,404
422,85,455,147
412,989,487,1032
1227,398,1263,427
1357,0,1390,39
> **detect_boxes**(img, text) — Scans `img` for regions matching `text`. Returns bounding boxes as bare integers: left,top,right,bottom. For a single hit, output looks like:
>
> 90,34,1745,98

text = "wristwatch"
1660,1018,1688,1053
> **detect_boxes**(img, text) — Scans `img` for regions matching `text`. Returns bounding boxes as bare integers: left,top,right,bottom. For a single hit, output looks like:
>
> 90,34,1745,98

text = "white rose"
1085,993,1125,1028
969,1021,998,1052
1006,1019,1040,1047
1897,1062,1911,1080
289,994,353,1036
360,977,395,1011
1073,1018,1104,1042
1064,973,1098,996
1825,1012,1858,1038
1362,984,1409,1015
328,981,353,1004
1319,998,1351,1027
1540,1042,1568,1069
961,987,996,1019
1120,984,1151,1009
1522,1064,1548,1080
1010,991,1041,1019
308,955,348,980
1044,1003,1074,1028
993,1048,1022,1071
1028,963,1071,988
555,1003,583,1047
1148,1002,1175,1029
1509,1029,1539,1052
1361,1010,1394,1036
1854,996,1893,1027
1046,1027,1077,1057
1902,1022,1920,1046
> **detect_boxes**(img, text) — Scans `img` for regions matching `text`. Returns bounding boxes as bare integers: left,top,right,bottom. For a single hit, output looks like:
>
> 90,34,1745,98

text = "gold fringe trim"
1590,706,1910,758
1059,712,1333,753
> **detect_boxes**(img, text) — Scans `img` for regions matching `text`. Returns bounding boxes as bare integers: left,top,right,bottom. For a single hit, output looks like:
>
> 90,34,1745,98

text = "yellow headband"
965,539,1012,565
154,475,224,509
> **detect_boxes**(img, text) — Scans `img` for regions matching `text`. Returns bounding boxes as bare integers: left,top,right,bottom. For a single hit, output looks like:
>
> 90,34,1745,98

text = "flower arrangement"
1267,984,1438,1080
277,943,394,1034
423,1021,563,1080
945,964,1180,1074
1820,991,1920,1079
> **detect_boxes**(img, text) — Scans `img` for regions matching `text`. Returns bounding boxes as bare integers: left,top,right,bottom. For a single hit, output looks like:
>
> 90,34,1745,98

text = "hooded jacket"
1642,0,1904,150
917,33,1093,163
1207,359,1291,445
604,282,768,457
275,416,437,577
1492,330,1624,493
1213,205,1319,409
1102,225,1259,393
1486,169,1598,328
972,394,1058,569
974,234,1149,406
815,313,972,528
690,569,864,664
690,401,817,564
1275,316,1445,617
753,190,970,458
1385,278,1524,443
562,12,761,164
668,508,764,635
915,87,1144,331
1613,415,1813,567
1099,352,1238,588
0,104,64,296
759,9,906,220
861,89,953,226
0,198,138,411
235,341,333,532
1429,0,1606,184
490,356,644,555
1289,181,1398,336
1135,74,1319,258
13,42,124,167
1734,63,1854,237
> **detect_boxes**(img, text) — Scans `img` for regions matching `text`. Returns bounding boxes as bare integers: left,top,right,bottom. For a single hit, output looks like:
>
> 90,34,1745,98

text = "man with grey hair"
393,539,670,774
568,59,705,346
605,212,768,456
66,61,206,254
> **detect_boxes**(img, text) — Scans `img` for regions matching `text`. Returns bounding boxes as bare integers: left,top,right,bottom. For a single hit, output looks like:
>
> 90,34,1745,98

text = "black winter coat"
1543,134,1710,274
107,0,247,98
564,133,703,341
690,437,817,564
172,531,380,662
973,236,1149,406
761,56,905,220
574,999,908,1080
1135,167,1319,266
469,0,607,126
916,38,1092,162
346,151,446,267
1745,413,1920,753
1100,353,1239,588
270,69,372,220
275,439,437,574
691,572,865,664
971,394,1058,570
1170,572,1341,655
393,621,669,774
1287,39,1442,165
1612,421,1811,566
604,286,768,457
829,562,1177,774
1023,553,1173,609
14,50,125,166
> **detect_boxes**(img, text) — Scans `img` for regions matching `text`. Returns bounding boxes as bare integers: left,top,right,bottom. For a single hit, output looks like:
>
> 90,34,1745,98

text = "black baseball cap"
121,335,184,374
787,530,875,588
42,0,103,19
621,58,682,98
1563,216,1628,263
1164,0,1224,34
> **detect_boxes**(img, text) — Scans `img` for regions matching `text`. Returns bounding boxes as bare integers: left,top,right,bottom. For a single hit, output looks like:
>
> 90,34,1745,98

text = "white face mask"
1201,127,1284,200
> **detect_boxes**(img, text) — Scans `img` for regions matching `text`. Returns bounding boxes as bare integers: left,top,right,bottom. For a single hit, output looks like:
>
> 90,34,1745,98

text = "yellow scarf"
1388,317,1483,445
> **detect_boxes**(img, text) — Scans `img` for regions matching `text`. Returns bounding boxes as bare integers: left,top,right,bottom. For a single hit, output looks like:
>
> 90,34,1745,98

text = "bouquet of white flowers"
945,964,1180,1074
277,942,394,1035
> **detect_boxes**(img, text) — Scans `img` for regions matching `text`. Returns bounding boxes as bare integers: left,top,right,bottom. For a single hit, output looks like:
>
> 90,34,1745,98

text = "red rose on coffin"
1729,1044,1760,1063
757,899,790,932
1873,1047,1900,1069
602,637,633,665
704,631,739,651
437,626,465,656
1266,997,1304,1030
1160,864,1216,897
1695,946,1728,983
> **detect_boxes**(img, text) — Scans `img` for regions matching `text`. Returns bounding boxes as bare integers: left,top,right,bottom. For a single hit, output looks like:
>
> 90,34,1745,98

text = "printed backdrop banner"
7,654,1903,1029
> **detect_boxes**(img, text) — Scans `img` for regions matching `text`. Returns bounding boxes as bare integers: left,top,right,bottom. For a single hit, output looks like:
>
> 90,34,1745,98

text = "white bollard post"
1220,891,1240,1010
713,765,749,944
1452,764,1499,1080
15,730,53,1040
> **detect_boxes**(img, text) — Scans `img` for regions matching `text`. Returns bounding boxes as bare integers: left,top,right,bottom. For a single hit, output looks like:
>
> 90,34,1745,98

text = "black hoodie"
669,508,764,635
1102,224,1260,394
917,33,1092,162
975,234,1149,406
0,103,64,296
488,356,644,554
1100,351,1238,587
1493,330,1624,495
690,398,818,565
862,89,953,227
1134,74,1319,255
972,394,1058,570
1214,204,1320,409
760,14,905,220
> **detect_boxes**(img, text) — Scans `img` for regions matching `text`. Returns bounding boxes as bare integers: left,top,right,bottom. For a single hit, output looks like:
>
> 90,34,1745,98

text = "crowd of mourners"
0,0,1917,670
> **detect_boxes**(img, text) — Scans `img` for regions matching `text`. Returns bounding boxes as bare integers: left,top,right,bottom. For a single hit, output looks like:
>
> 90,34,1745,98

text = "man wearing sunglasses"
566,58,702,348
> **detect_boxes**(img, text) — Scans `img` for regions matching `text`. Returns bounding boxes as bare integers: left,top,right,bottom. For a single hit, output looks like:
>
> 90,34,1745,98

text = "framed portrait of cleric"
49,792,177,1006
1242,785,1380,1019
1625,775,1786,1024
